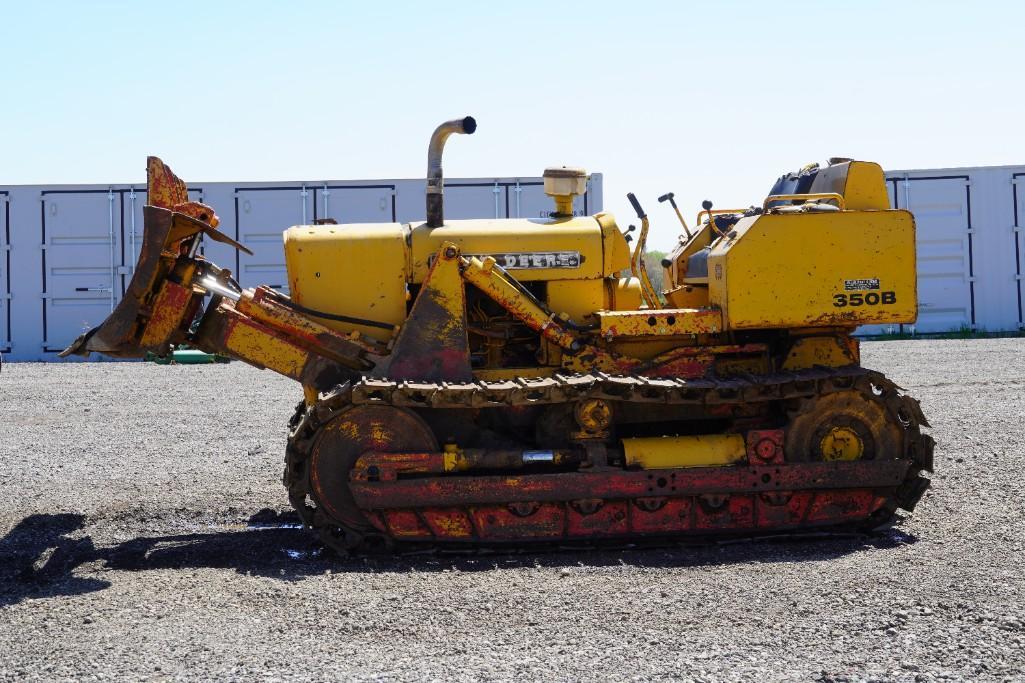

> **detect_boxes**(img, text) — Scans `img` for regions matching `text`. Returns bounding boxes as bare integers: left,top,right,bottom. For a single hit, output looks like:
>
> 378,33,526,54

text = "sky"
1,1,1022,250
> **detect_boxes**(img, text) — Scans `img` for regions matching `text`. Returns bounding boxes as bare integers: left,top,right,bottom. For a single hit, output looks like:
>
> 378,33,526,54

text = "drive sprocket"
784,384,903,463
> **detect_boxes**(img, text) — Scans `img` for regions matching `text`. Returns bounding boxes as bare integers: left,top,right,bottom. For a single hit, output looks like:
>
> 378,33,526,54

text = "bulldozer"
63,117,933,553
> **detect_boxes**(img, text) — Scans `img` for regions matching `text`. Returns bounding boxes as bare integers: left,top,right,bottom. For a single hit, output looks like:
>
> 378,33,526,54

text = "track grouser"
64,116,934,553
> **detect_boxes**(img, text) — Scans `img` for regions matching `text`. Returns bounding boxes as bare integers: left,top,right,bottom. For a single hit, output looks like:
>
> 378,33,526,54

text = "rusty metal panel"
630,498,692,534
754,491,813,528
121,187,202,297
470,503,564,540
350,461,910,510
693,494,755,530
566,500,628,537
598,308,723,337
382,510,432,539
420,508,474,539
804,490,875,523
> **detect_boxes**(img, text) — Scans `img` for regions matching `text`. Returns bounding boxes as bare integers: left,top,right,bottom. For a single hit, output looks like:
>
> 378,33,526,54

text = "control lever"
627,192,646,219
658,191,691,240
701,199,727,239
625,193,659,308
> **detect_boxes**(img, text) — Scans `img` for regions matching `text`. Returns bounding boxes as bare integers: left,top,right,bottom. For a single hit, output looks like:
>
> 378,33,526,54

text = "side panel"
283,223,407,342
1015,173,1024,328
235,187,312,293
855,180,904,336
0,192,8,352
392,176,603,225
711,211,918,330
893,176,974,333
313,185,395,224
409,218,607,283
441,183,504,221
507,181,590,219
40,190,120,353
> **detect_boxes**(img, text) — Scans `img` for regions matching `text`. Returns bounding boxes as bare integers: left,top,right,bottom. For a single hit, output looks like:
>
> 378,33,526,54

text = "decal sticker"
469,251,581,269
833,292,897,307
844,278,880,291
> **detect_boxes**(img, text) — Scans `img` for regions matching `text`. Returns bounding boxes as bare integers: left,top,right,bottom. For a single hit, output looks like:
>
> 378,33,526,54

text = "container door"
508,180,591,219
121,188,203,297
894,177,974,333
440,183,504,221
41,190,120,353
235,187,312,292
1014,173,1024,328
313,185,395,224
0,192,9,352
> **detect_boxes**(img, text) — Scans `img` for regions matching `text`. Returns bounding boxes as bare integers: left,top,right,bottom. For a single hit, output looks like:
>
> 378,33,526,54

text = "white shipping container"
880,165,1025,334
0,174,602,361
1,191,9,353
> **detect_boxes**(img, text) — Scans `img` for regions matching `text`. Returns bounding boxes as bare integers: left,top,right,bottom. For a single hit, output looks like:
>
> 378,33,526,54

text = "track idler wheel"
307,405,438,534
784,389,903,462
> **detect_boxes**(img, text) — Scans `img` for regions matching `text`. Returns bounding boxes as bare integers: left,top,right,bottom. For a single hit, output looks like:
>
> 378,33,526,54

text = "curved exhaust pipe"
426,116,477,228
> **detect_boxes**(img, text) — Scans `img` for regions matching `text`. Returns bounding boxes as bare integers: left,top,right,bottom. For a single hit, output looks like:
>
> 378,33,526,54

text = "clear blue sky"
1,1,1022,250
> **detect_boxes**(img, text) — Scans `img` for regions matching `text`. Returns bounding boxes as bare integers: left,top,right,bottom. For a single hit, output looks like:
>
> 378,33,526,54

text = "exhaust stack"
426,116,477,228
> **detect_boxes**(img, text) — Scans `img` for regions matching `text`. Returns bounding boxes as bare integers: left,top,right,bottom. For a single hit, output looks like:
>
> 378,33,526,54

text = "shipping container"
860,164,1025,336
0,174,602,361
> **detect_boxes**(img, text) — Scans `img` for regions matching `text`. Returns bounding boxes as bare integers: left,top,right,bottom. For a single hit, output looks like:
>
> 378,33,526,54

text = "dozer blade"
61,158,249,359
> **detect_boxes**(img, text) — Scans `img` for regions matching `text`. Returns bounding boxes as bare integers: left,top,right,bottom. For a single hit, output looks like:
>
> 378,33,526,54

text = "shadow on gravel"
0,510,918,606
0,514,111,607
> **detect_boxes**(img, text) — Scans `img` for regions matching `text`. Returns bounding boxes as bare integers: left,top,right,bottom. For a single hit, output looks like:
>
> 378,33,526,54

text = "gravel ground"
1,338,1024,682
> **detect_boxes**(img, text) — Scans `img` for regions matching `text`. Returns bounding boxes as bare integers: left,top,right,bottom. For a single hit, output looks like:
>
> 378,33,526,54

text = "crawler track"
284,366,933,555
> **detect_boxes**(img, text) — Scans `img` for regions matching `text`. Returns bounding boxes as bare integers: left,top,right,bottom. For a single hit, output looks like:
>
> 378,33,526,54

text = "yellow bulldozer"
64,117,933,553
